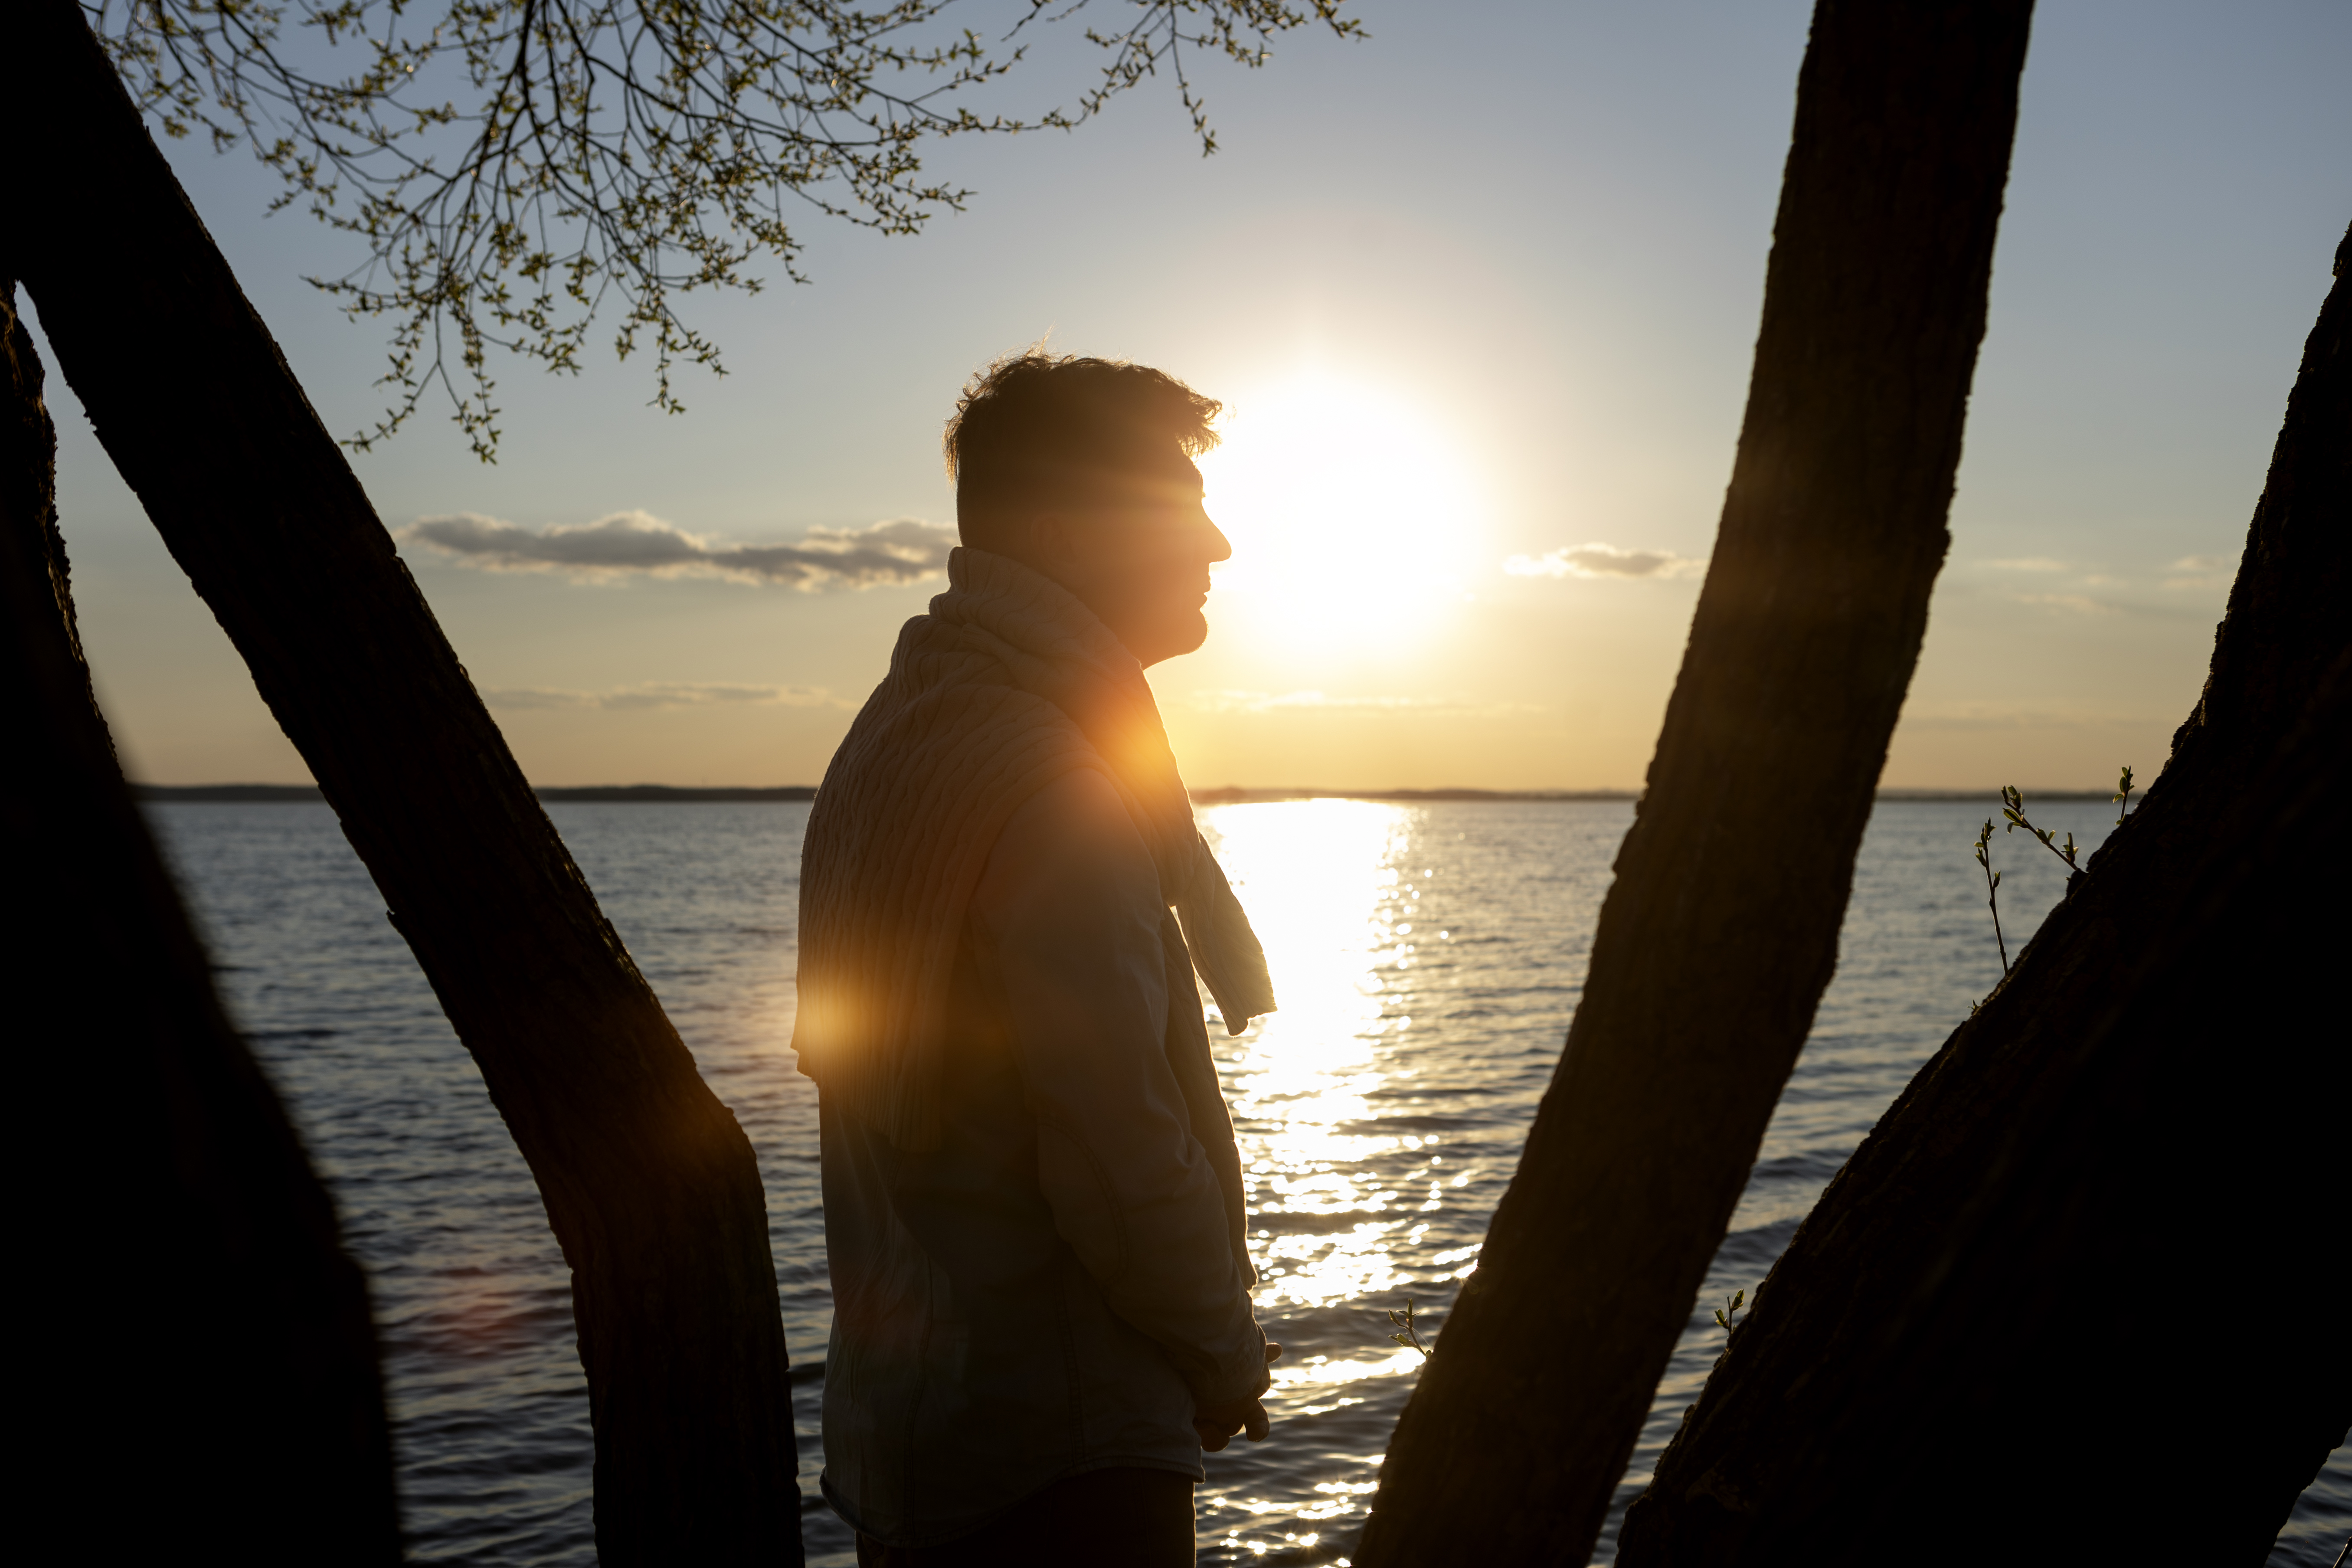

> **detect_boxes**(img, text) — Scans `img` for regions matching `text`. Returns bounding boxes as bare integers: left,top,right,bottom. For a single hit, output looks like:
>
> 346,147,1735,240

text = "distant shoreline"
134,783,2121,804
1191,786,2119,803
133,783,818,803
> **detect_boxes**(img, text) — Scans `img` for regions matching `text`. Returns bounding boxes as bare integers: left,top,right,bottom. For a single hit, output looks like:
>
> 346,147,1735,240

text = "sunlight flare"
1198,377,1486,659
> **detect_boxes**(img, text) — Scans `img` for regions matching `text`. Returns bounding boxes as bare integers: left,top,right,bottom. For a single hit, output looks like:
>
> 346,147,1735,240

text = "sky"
27,0,2351,789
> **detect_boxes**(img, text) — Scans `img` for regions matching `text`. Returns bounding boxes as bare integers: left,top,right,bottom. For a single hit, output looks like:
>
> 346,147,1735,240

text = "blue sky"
29,0,2351,787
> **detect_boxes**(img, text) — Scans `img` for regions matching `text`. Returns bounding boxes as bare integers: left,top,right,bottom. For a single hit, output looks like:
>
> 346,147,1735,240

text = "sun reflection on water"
1201,799,1435,1312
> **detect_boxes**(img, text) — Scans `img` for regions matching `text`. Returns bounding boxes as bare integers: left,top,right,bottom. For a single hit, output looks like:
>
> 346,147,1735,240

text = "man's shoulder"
975,767,1161,926
1014,766,1129,825
847,676,1075,764
815,677,1093,830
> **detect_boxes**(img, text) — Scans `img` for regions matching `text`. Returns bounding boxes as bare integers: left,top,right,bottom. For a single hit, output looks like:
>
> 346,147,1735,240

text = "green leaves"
2113,764,2137,826
1387,1298,1431,1358
2000,785,2081,871
1974,773,2132,1001
1974,816,2010,976
1712,1289,1747,1334
92,0,1365,461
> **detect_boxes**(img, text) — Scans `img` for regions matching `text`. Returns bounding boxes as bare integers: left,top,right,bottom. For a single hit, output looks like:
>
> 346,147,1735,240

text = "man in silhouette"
793,353,1279,1566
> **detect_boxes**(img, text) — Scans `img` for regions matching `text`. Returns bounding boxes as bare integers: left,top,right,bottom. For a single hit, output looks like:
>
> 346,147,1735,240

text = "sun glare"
1198,376,1485,659
1204,799,1438,1313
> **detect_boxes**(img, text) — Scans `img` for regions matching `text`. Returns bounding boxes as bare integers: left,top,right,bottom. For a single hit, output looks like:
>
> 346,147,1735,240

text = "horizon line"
130,782,2129,803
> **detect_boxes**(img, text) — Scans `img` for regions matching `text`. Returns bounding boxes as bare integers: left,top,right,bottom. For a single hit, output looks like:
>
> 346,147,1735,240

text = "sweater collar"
931,547,1141,678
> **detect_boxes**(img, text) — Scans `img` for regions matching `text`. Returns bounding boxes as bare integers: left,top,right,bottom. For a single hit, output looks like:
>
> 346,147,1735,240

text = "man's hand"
1194,1342,1282,1452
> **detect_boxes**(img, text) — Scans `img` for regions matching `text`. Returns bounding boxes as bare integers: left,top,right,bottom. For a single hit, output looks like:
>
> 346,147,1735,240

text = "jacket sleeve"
968,767,1269,1407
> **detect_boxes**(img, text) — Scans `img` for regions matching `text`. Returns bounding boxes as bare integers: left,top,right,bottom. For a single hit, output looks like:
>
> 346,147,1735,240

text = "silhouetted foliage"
1972,775,2136,989
1971,815,2009,977
85,0,1359,456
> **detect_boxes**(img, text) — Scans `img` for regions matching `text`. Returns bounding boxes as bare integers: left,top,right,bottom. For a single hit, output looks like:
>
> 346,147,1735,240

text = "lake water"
147,797,2349,1565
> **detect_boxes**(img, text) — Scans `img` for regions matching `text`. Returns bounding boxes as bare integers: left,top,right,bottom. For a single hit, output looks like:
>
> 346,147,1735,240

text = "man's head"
945,352,1233,667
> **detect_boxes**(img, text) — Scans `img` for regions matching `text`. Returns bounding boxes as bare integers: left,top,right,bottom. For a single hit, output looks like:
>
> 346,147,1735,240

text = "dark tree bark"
3,7,801,1560
1616,223,2352,1568
6,281,402,1562
1358,4,2035,1561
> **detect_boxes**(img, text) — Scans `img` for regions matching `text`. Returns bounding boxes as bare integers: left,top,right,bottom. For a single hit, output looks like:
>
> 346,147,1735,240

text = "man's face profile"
1019,447,1233,668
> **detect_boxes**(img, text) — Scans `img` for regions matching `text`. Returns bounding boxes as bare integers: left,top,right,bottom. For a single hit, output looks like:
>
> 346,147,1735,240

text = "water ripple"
144,799,2345,1565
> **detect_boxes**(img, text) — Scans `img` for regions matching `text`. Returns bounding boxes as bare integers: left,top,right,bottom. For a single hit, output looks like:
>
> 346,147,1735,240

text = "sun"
1196,376,1485,660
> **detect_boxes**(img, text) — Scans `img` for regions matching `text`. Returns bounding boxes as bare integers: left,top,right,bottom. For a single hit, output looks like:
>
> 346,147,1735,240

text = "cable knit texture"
793,547,1276,1149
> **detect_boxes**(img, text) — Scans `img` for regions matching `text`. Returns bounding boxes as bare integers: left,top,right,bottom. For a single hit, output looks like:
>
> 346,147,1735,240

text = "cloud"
1504,543,1706,579
483,682,838,711
1959,552,2234,599
2012,593,2118,616
1899,702,2156,732
1190,690,1537,718
399,511,956,589
2162,554,2234,590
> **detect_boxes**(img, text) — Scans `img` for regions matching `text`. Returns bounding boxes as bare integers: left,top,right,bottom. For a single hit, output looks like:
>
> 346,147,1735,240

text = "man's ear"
971,512,1038,564
1026,514,1078,568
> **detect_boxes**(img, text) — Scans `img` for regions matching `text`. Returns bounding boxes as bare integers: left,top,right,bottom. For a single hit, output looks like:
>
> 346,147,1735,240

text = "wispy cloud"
1190,690,1537,717
483,682,838,711
1504,542,1706,579
2012,593,2118,616
1961,552,2234,609
1899,702,2157,732
399,511,956,589
2162,554,2234,589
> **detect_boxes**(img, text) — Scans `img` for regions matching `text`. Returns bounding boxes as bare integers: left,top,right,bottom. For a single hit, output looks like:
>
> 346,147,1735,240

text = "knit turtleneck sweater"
792,547,1276,1149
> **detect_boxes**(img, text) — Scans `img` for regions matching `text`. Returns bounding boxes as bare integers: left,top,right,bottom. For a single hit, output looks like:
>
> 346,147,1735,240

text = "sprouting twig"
1387,1299,1431,1358
1973,818,2010,975
2113,765,2137,827
2000,786,2083,874
1713,1289,1747,1334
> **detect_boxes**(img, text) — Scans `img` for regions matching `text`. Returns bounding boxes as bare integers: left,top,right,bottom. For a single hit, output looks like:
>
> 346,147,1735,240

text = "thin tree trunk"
1616,222,2352,1568
1358,4,2034,1561
7,280,402,1562
3,7,801,1560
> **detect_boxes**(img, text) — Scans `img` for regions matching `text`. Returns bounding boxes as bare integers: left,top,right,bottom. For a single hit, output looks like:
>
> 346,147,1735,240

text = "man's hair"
944,351,1222,546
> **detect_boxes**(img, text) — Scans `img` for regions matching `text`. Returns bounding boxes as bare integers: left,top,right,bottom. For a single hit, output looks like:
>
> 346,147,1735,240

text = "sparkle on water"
149,796,2349,1567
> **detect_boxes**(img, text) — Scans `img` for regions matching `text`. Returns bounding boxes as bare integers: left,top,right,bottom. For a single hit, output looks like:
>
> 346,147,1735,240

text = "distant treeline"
1192,787,2114,804
136,783,2118,804
1187,787,1637,804
134,784,820,803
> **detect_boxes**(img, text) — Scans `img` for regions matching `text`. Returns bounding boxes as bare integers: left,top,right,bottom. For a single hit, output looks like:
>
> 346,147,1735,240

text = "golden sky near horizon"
33,0,2349,791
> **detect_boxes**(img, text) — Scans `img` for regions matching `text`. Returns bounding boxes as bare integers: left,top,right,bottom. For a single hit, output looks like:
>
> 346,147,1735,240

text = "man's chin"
1135,609,1209,667
1167,609,1210,658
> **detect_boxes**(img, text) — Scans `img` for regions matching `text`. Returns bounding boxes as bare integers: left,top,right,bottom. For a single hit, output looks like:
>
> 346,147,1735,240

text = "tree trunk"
1358,4,2034,1561
1615,223,2352,1568
3,7,801,1560
7,280,402,1562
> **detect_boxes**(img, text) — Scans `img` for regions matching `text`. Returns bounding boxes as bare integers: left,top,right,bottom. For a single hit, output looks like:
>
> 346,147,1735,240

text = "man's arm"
970,768,1271,1425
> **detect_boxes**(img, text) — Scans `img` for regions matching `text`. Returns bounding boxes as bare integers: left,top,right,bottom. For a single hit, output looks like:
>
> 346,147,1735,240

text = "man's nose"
1200,515,1233,564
